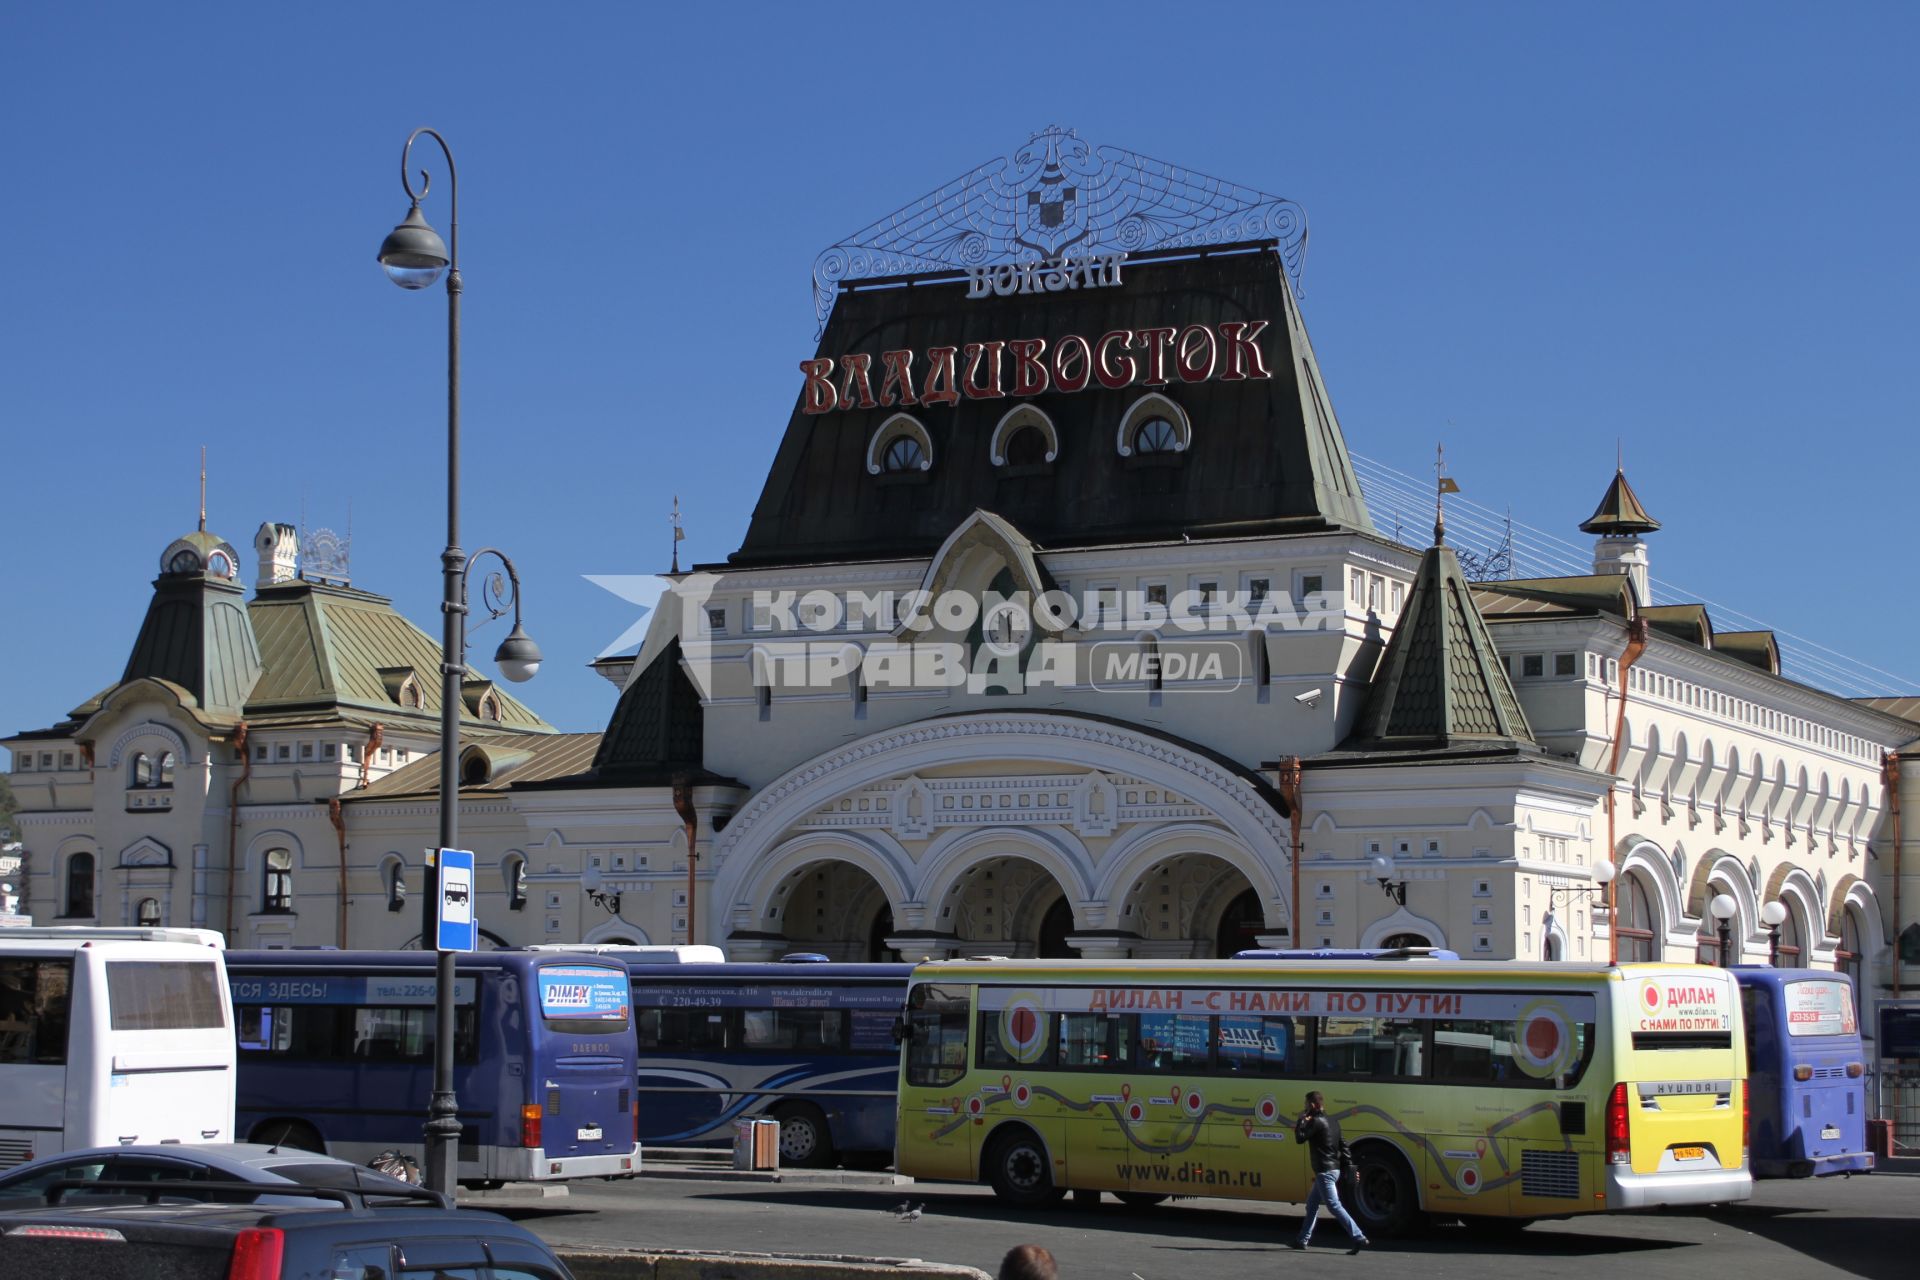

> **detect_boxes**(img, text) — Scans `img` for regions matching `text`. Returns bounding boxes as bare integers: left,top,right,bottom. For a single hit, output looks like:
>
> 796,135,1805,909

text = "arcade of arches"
741,849,1277,962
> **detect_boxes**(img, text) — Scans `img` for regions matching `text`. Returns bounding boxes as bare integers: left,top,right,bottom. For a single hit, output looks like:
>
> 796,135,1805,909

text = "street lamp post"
1710,893,1739,967
378,128,543,1196
1760,899,1789,966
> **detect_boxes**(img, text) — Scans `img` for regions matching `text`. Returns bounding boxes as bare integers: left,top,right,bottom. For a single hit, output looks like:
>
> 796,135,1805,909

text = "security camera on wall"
1294,688,1323,709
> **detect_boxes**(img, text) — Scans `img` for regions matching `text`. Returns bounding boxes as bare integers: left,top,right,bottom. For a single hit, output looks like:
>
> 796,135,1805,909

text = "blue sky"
2,2,1915,749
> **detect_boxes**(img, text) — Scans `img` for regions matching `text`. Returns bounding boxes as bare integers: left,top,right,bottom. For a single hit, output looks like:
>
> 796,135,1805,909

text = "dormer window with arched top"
156,752,175,788
989,405,1059,475
866,414,934,481
477,692,501,722
1116,393,1191,464
130,753,152,788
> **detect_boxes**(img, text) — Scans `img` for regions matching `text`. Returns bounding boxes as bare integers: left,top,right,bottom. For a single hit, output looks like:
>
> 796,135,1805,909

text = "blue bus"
225,950,641,1186
1733,967,1873,1177
624,959,910,1167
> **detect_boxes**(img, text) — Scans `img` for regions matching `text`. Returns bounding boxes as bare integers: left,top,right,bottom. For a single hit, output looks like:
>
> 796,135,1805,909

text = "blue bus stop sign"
434,848,477,953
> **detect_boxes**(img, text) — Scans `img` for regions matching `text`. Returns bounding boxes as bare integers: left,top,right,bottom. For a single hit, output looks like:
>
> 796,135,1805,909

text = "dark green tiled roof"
120,575,262,720
1353,542,1533,748
586,638,707,783
245,581,551,733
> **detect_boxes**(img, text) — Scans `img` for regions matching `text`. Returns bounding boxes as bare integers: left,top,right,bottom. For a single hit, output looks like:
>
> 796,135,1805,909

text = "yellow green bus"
893,957,1750,1235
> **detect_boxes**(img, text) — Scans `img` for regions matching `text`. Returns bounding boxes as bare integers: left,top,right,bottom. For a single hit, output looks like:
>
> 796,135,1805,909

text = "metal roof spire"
198,446,207,534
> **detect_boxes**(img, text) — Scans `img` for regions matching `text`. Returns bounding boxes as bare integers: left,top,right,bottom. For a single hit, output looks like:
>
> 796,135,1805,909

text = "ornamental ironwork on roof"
810,125,1309,336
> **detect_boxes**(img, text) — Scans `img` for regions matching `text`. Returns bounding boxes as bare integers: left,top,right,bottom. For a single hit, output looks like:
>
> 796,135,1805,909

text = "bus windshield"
1783,979,1857,1038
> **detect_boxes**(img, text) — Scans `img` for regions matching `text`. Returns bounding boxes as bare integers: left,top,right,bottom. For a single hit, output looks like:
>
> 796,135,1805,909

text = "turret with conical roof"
1351,511,1534,749
1580,464,1659,603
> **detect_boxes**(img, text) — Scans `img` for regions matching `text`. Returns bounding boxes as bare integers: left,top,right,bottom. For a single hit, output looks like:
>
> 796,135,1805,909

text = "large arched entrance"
931,853,1077,957
758,857,902,962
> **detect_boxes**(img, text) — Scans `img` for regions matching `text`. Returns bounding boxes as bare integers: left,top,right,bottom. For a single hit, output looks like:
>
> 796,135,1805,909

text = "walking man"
1289,1090,1369,1253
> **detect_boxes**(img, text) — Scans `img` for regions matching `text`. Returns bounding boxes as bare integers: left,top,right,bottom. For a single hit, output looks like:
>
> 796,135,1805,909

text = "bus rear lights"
6,1225,128,1241
1604,1082,1631,1166
1793,1065,1814,1082
226,1227,284,1280
1845,1062,1864,1078
521,1103,543,1150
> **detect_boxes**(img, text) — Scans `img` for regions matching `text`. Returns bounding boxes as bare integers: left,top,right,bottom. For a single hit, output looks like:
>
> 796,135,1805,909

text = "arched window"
136,897,161,927
131,753,152,788
1836,907,1864,1017
1616,873,1659,962
866,414,933,476
156,752,176,788
385,858,408,912
1004,425,1050,468
1115,393,1191,458
881,434,925,472
62,852,95,918
462,752,491,786
1380,932,1433,950
989,405,1059,468
263,849,293,913
504,855,528,912
1131,416,1180,454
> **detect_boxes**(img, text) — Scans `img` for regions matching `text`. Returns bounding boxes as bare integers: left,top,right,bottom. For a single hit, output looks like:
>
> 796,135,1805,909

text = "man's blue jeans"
1297,1169,1365,1245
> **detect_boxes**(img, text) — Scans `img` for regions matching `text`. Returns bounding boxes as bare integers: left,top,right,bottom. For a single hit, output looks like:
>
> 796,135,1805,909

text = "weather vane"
670,495,684,575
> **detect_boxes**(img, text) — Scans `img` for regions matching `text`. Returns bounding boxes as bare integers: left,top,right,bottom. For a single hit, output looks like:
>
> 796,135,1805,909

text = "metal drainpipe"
1886,751,1903,998
225,722,250,942
1605,619,1652,966
1277,757,1304,946
673,775,699,947
328,797,349,950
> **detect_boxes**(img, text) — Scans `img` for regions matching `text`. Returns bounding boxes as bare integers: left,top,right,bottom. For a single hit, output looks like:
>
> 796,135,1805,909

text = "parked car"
0,1143,444,1210
0,1179,573,1279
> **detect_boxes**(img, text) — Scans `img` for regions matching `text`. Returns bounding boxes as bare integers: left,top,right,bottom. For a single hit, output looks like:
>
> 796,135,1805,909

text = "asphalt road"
497,1170,1916,1280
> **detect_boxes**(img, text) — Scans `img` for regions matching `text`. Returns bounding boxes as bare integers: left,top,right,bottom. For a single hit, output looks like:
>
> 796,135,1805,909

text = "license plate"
577,1126,602,1141
1672,1146,1705,1161
1821,1126,1840,1140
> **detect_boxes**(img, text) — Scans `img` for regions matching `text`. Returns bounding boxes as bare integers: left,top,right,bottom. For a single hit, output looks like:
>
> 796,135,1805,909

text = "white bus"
0,926,235,1169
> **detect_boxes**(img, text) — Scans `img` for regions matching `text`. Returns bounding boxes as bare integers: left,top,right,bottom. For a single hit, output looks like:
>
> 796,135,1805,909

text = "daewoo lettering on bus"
894,957,1750,1236
0,926,235,1168
226,950,639,1185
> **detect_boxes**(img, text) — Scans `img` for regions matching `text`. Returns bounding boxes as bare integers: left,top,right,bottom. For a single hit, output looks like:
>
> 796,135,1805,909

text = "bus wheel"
1115,1192,1168,1207
773,1104,834,1169
253,1120,324,1154
984,1128,1057,1209
1341,1145,1419,1239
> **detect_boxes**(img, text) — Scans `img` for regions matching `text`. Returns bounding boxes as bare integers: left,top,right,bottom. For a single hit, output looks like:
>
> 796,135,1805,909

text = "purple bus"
1734,967,1873,1177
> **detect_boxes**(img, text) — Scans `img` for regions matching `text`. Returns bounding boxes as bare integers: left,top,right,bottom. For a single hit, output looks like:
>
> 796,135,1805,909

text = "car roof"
0,1198,516,1232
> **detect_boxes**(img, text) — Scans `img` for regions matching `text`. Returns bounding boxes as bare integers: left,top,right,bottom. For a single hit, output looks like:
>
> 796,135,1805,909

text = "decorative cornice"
718,712,1286,862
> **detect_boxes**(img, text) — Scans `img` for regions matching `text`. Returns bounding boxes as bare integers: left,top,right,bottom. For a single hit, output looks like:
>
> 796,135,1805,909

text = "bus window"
904,986,968,1087
1315,1015,1424,1079
1217,1013,1306,1075
1058,1012,1126,1069
1783,980,1856,1037
105,960,225,1031
1136,1012,1211,1072
0,958,71,1065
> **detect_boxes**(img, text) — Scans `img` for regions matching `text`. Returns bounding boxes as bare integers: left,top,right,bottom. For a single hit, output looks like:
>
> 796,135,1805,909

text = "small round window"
882,435,926,472
1132,417,1179,454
